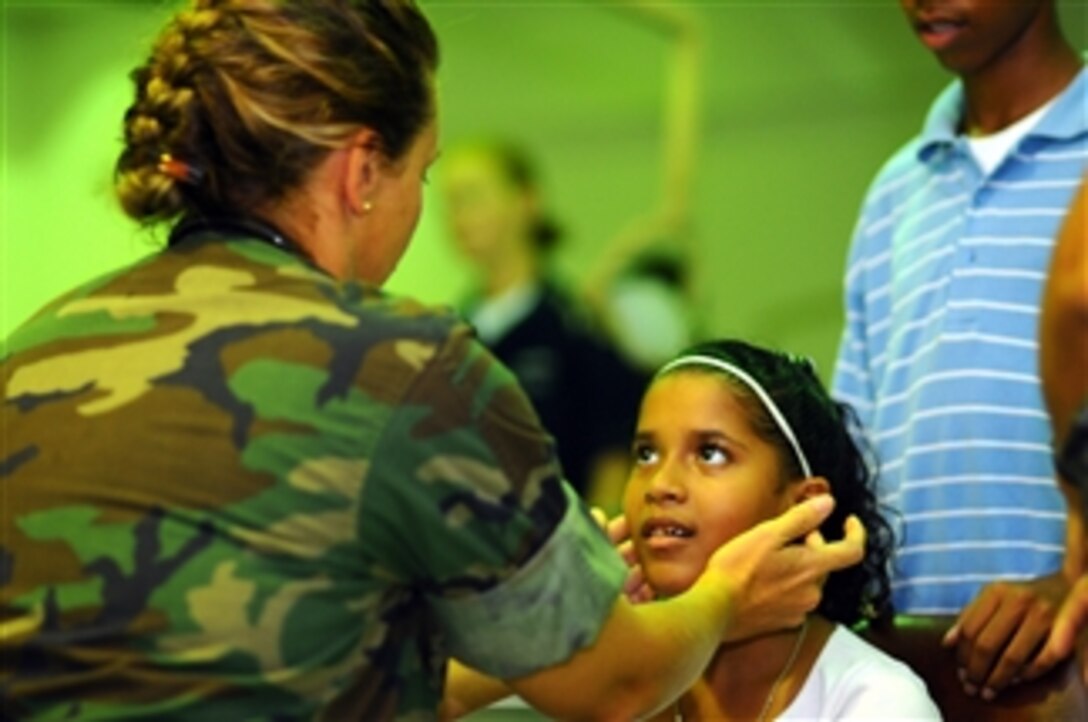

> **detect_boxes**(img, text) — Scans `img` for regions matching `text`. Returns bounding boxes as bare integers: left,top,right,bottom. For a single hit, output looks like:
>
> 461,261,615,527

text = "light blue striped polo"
832,68,1088,614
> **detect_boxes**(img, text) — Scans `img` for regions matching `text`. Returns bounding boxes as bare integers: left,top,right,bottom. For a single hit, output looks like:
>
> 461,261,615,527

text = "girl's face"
623,371,795,597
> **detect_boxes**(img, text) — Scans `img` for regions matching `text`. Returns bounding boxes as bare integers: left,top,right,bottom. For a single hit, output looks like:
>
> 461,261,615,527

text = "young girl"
627,339,940,721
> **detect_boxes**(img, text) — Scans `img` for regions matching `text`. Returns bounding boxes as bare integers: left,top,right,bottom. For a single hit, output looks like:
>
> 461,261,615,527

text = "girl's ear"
792,476,831,505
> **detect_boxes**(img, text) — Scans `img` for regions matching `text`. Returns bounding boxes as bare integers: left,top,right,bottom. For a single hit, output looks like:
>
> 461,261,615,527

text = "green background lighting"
3,1,1084,379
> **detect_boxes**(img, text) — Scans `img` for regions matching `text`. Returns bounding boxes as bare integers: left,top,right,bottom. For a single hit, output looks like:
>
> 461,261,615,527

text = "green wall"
3,0,1085,379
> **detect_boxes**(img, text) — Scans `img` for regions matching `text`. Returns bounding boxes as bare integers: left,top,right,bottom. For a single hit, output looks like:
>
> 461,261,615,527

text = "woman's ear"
792,476,831,506
342,127,383,215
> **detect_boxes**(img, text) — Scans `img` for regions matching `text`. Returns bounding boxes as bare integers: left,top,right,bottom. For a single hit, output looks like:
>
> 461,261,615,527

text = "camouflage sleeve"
431,483,628,679
359,325,627,679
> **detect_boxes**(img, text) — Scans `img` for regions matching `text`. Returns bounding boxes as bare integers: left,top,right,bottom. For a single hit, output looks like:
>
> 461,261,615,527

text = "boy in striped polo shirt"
832,0,1087,701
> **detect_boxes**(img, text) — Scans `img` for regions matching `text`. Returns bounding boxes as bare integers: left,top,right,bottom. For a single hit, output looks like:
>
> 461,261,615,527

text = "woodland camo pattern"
1,236,622,720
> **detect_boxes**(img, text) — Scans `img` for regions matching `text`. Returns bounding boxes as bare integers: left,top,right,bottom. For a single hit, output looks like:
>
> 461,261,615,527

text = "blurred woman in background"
440,139,646,510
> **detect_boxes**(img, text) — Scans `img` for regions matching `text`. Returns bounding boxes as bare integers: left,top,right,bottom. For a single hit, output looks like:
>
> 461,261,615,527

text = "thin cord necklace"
673,618,809,722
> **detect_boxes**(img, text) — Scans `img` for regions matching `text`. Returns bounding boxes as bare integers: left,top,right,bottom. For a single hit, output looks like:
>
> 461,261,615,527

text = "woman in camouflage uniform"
0,2,864,719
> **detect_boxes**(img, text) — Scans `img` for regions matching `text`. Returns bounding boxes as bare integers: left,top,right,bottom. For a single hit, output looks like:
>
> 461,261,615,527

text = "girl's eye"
698,443,729,466
632,443,658,465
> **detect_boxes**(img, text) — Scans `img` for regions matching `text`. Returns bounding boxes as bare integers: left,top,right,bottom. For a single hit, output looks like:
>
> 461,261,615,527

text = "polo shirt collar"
917,63,1088,162
1031,64,1088,141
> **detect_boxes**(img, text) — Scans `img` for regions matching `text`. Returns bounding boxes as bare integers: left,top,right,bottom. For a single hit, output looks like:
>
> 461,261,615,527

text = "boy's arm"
947,179,1088,697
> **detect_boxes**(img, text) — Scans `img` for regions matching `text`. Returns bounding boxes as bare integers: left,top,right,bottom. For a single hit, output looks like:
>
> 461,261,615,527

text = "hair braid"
114,0,437,227
116,6,225,223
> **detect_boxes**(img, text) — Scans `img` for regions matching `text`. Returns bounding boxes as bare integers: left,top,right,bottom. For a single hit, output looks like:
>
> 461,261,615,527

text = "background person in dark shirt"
440,139,646,511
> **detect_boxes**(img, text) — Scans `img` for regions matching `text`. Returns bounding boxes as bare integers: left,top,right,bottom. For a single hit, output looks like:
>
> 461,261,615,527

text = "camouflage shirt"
0,234,626,721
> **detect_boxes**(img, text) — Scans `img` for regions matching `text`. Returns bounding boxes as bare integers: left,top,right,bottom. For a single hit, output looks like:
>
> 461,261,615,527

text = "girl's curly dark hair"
661,339,895,626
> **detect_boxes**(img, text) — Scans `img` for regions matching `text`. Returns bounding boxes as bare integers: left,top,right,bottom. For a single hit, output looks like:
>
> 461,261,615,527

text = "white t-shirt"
781,625,941,721
467,625,942,721
966,96,1056,176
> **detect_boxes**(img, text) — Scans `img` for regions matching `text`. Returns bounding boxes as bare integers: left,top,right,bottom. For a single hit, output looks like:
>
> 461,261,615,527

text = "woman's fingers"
606,514,631,546
590,506,608,531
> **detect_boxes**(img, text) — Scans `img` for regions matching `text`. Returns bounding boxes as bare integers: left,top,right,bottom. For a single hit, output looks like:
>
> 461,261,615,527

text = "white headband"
656,354,813,478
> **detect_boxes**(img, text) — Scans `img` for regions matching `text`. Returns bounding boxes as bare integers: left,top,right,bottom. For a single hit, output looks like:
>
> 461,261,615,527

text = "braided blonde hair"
115,0,437,225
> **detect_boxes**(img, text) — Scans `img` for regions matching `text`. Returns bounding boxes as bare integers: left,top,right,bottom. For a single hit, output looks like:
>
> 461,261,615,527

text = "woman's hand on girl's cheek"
592,507,656,604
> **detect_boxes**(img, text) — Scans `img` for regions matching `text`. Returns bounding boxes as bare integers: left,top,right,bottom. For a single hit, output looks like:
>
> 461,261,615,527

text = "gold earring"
363,200,373,213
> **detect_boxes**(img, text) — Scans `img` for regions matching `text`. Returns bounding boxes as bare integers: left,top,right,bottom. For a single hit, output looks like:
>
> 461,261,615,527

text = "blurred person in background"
438,2,703,517
440,139,646,512
583,0,702,376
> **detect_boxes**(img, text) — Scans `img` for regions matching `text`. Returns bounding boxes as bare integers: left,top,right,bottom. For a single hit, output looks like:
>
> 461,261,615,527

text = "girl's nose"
644,464,687,504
